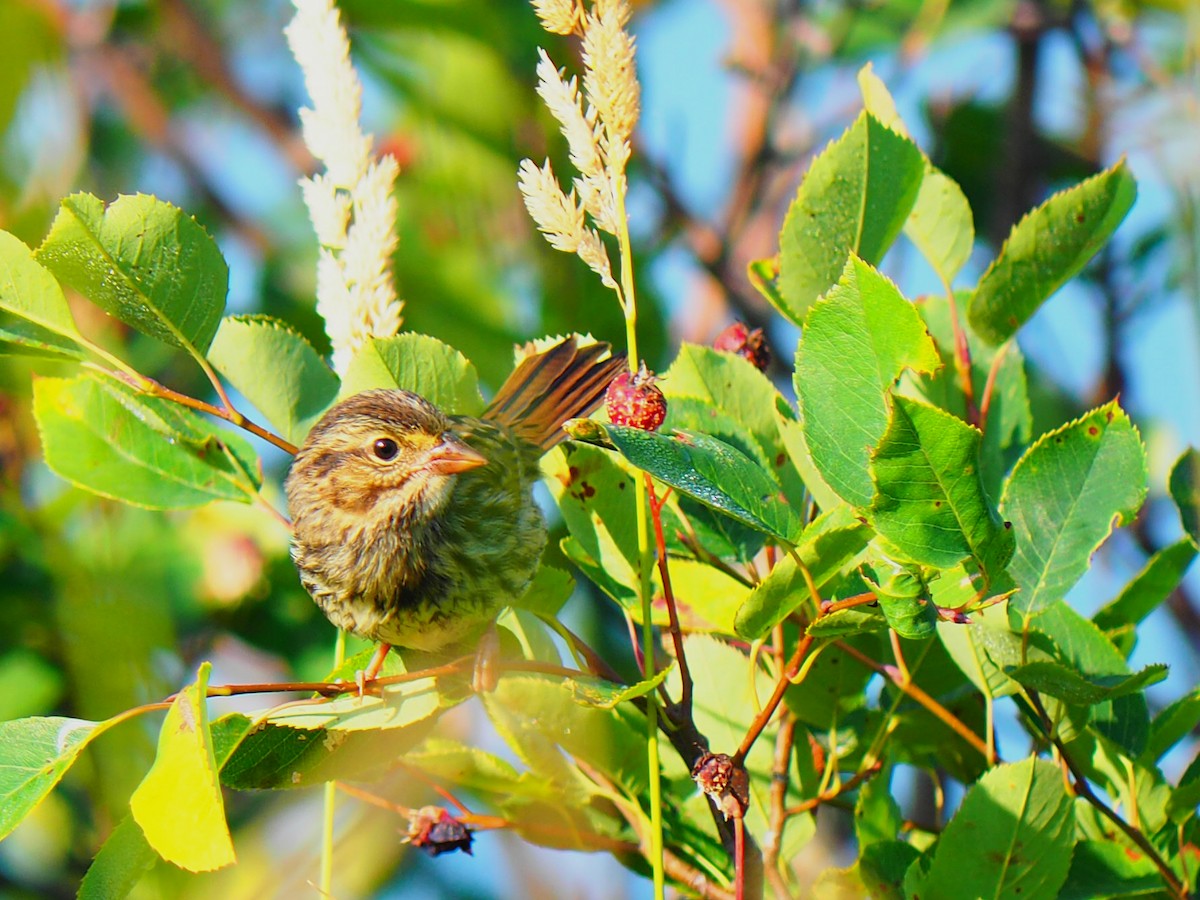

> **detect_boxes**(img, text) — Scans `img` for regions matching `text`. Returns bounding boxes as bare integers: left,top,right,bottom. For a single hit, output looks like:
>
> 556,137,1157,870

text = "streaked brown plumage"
285,336,624,656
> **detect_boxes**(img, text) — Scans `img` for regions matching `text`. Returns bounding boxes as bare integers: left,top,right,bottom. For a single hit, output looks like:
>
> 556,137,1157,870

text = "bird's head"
286,390,487,525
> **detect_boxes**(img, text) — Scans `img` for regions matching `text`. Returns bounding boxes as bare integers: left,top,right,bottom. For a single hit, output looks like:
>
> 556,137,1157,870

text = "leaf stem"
783,759,883,817
733,634,815,766
647,476,693,717
977,341,1010,435
940,272,978,425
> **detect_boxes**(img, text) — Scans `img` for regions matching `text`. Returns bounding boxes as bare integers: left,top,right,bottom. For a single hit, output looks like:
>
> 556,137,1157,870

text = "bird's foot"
472,625,501,694
357,642,393,697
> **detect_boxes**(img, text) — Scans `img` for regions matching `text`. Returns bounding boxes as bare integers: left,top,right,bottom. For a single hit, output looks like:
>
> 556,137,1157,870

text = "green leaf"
857,63,907,135
796,256,941,508
663,342,805,501
735,505,871,640
903,167,975,285
870,396,1015,580
78,814,156,900
859,841,920,900
1030,602,1152,754
207,315,339,445
747,256,785,312
904,758,1075,900
861,554,938,640
1168,754,1200,823
0,716,112,840
904,292,1032,500
36,193,228,355
0,4,58,136
566,421,802,543
511,563,575,617
1094,538,1196,651
777,112,925,322
544,442,640,609
1001,401,1147,616
1005,660,1167,705
0,230,87,359
129,663,234,872
937,600,1026,699
1144,686,1200,765
967,161,1137,345
854,766,902,847
1169,448,1200,544
33,373,261,509
339,332,484,414
1058,839,1162,900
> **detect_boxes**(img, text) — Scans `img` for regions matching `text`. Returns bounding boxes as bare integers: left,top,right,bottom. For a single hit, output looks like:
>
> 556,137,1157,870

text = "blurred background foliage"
0,0,1197,896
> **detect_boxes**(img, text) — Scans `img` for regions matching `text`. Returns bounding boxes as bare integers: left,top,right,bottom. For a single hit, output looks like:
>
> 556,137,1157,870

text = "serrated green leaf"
870,396,1015,579
937,600,1025,698
1169,448,1200,544
904,758,1075,900
207,315,339,445
857,63,907,135
1094,539,1196,651
0,230,87,359
777,112,925,322
796,256,942,508
1001,401,1147,616
1168,754,1200,823
903,168,975,285
566,421,802,543
33,372,261,508
967,161,1137,344
734,505,871,640
0,716,111,840
129,663,234,872
78,814,156,900
35,193,228,355
339,332,484,414
663,342,805,501
1005,660,1167,705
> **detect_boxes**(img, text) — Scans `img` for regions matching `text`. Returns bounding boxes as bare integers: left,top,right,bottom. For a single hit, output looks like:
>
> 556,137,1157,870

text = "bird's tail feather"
484,336,626,451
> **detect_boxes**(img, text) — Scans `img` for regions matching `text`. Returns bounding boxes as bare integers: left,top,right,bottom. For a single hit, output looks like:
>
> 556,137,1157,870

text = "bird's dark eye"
373,438,399,460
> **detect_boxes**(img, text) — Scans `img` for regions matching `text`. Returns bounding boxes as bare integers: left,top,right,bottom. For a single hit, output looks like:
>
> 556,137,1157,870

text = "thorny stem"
835,641,995,764
647,477,692,717
1026,692,1188,900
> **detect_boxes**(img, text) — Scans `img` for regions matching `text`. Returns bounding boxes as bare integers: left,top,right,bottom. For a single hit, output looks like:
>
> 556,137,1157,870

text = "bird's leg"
357,642,393,695
472,624,501,694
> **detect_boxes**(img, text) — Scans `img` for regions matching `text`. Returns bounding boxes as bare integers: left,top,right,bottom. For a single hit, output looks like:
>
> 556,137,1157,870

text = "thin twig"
1026,691,1187,899
835,640,994,763
733,634,815,766
783,760,883,817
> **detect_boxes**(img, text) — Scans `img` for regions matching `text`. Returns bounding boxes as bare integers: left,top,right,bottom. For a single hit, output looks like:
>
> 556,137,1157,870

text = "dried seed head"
691,752,749,820
406,806,474,857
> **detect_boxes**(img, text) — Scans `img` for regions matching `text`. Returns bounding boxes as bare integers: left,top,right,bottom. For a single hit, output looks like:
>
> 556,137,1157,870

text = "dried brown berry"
605,364,667,431
691,751,750,820
713,322,770,372
406,806,474,857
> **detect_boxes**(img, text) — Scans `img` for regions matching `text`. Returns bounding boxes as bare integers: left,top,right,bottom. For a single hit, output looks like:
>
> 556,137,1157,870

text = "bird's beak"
425,433,487,474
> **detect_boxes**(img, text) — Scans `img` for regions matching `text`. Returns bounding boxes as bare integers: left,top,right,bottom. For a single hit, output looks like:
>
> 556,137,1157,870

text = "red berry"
605,364,667,431
713,321,771,371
